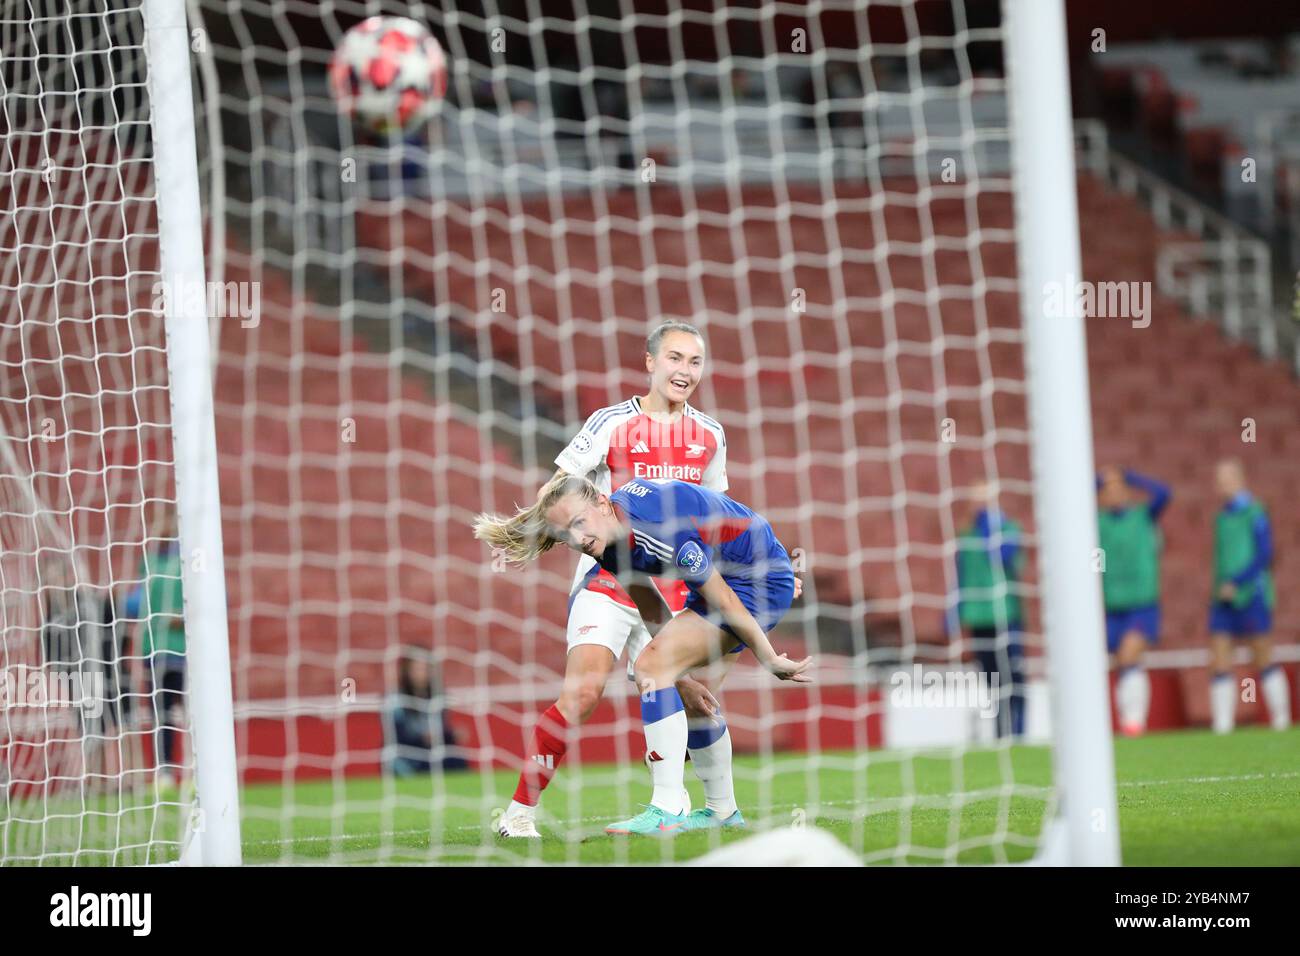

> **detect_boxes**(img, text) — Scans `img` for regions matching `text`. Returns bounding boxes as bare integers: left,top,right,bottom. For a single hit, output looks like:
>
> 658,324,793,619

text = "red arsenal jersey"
555,395,727,611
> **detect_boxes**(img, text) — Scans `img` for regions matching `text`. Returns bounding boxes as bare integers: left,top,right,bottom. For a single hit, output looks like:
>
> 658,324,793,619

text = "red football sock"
512,704,569,807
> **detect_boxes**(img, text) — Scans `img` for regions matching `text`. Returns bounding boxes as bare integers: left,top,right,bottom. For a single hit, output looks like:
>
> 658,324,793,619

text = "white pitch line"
241,769,1299,851
1120,770,1300,788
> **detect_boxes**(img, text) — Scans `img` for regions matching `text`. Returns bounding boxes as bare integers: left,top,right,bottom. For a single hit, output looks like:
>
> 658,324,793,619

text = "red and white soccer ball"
328,16,447,135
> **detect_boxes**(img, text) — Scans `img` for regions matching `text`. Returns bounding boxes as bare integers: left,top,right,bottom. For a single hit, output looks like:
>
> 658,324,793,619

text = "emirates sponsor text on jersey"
634,461,704,481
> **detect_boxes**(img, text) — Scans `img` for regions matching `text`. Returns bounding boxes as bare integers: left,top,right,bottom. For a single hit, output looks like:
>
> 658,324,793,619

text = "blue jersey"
597,479,795,640
599,479,783,584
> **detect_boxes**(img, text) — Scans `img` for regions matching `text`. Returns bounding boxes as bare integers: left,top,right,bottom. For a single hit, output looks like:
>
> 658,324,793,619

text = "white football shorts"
565,587,657,680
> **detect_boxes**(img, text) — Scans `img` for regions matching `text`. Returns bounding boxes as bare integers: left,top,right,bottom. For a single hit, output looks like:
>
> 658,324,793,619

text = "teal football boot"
604,805,688,836
677,807,746,831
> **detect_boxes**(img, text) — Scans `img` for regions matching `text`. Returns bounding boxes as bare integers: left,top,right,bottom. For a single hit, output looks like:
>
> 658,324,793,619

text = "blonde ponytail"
472,471,601,565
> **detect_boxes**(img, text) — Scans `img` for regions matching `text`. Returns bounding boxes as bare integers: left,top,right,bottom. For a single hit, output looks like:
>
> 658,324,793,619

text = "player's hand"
763,653,813,682
793,576,803,600
675,676,721,721
1218,582,1237,602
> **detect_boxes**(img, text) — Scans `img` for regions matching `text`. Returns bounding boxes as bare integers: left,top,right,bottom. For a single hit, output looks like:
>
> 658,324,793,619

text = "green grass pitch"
6,727,1297,864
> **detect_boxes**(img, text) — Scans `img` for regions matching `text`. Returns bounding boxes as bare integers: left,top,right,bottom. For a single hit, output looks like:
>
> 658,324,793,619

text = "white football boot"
497,805,541,839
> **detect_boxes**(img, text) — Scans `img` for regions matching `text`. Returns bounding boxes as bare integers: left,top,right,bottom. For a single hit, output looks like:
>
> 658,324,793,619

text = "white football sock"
643,691,688,814
1117,666,1150,732
687,717,737,817
1261,666,1292,731
1211,673,1236,735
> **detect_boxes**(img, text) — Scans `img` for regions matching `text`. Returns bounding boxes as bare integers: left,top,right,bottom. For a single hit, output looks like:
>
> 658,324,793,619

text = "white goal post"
142,0,241,867
1004,0,1119,866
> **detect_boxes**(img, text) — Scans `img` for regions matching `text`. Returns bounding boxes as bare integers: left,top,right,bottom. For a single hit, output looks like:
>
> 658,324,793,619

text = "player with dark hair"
1096,466,1171,736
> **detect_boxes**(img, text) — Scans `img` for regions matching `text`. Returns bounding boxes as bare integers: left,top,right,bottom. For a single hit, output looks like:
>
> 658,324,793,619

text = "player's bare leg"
1209,633,1237,734
499,644,617,838
1252,634,1291,731
1115,630,1151,736
556,644,619,724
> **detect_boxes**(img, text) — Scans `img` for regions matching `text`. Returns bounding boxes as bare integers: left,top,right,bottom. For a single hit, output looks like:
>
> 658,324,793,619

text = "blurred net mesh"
0,2,190,864
4,0,1053,865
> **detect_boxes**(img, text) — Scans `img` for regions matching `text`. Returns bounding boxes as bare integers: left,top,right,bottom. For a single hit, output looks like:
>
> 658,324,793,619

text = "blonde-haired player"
494,322,754,838
1208,459,1289,733
477,473,810,834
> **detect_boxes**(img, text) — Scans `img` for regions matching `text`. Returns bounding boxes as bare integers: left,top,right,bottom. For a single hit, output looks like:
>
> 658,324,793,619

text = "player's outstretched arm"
694,570,811,682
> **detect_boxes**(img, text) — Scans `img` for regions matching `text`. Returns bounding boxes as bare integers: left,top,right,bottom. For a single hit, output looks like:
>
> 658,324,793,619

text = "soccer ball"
328,16,447,135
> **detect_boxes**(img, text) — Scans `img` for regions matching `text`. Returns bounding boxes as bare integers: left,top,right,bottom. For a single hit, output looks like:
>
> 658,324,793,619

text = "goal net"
0,3,197,864
1,0,1116,865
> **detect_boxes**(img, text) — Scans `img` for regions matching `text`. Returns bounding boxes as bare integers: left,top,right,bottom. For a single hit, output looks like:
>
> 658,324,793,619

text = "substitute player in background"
1096,466,1170,737
954,481,1026,739
494,321,740,838
1208,459,1290,733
